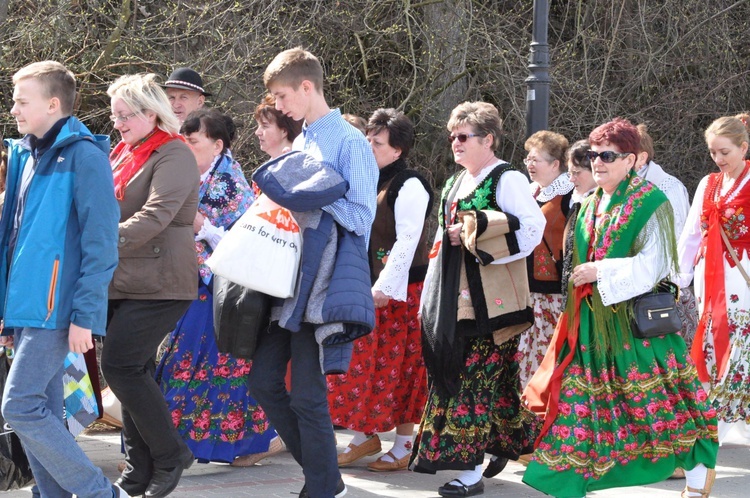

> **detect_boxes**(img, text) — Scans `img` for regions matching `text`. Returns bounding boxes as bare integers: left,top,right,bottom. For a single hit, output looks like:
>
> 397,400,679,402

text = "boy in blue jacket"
0,61,125,497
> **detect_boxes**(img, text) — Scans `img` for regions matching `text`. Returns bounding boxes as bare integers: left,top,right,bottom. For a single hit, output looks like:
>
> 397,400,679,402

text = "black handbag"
212,274,270,360
631,280,682,339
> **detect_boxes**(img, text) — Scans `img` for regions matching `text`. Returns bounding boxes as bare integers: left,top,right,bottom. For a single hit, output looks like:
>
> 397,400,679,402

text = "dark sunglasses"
584,150,632,163
448,133,480,144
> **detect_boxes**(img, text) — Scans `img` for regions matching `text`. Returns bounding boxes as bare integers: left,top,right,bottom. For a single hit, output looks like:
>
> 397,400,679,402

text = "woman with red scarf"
101,73,199,498
678,113,750,446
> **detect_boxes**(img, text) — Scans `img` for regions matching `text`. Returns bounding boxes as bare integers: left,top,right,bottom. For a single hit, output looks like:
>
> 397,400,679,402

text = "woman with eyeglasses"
412,101,544,497
517,131,575,392
101,73,199,498
522,117,718,498
559,141,596,304
567,140,597,203
678,114,750,456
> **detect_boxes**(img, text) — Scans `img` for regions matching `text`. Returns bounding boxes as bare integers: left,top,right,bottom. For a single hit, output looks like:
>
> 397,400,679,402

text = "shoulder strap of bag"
720,227,750,287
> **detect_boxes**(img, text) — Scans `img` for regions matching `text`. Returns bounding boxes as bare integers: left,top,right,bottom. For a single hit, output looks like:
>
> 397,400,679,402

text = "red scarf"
110,128,183,200
693,160,750,382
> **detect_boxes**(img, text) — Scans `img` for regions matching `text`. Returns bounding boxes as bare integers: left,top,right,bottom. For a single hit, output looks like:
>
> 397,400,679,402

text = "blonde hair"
13,61,76,115
107,73,180,135
705,114,750,151
524,130,568,171
446,101,503,152
263,47,324,92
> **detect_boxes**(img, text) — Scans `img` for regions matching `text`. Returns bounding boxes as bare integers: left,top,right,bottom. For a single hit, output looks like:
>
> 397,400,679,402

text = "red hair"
589,117,640,154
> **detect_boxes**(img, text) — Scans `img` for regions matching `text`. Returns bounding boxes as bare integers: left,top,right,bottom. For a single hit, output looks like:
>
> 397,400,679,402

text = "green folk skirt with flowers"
522,323,718,497
523,170,718,497
411,335,540,472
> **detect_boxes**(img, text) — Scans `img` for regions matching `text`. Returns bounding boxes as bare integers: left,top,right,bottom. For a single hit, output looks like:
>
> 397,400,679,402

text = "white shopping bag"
207,195,302,298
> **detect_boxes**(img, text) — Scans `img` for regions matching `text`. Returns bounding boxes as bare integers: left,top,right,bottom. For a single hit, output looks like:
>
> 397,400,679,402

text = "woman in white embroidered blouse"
677,113,750,447
413,101,545,497
326,109,432,472
523,117,717,498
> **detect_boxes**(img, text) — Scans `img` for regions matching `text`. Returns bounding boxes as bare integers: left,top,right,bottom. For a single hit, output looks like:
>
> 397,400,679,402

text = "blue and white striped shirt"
293,109,378,242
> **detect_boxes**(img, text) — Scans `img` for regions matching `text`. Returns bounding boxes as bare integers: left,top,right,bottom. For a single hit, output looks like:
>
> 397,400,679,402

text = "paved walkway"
4,428,748,497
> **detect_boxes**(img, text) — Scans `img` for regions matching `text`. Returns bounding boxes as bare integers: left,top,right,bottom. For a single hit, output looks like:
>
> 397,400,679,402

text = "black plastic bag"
0,350,34,491
212,275,270,360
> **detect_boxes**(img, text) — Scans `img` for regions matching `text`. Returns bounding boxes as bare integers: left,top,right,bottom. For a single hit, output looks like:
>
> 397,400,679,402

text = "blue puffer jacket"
254,151,375,373
0,117,119,335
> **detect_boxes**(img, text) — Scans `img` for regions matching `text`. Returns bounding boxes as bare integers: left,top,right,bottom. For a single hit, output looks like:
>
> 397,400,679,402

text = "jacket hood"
6,116,110,155
252,150,348,212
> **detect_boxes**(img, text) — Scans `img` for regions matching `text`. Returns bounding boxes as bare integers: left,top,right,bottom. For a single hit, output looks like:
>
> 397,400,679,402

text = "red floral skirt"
327,282,427,433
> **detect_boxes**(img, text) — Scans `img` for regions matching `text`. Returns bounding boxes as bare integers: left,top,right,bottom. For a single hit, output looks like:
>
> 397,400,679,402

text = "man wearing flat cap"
163,67,212,122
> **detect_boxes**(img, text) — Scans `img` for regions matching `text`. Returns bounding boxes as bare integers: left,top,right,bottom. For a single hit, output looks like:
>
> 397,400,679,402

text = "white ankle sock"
381,434,413,462
684,464,708,495
449,464,483,486
343,431,369,454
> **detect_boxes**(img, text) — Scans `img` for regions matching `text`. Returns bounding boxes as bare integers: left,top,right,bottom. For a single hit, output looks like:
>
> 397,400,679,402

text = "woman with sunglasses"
412,101,545,497
678,114,750,456
517,131,575,391
523,117,718,498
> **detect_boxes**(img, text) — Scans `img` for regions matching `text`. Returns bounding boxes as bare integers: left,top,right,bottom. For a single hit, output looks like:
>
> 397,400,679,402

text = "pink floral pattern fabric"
411,336,540,472
523,170,718,498
156,283,276,462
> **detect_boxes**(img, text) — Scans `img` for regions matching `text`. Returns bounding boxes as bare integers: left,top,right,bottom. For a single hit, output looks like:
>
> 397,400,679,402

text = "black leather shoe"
482,456,509,478
299,477,347,498
438,478,485,497
114,475,148,496
144,451,194,498
144,466,182,498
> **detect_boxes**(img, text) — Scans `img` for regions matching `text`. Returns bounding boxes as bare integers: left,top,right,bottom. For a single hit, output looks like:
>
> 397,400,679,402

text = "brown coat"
108,140,200,300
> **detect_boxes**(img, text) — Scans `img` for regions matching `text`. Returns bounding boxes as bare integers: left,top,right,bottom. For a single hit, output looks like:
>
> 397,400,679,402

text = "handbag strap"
655,279,680,300
720,227,750,287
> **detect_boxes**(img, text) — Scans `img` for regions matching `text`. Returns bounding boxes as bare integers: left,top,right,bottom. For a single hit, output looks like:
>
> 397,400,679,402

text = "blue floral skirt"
155,280,276,463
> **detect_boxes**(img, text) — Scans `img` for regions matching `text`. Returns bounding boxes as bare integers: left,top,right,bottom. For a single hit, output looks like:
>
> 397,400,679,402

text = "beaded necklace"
709,162,750,205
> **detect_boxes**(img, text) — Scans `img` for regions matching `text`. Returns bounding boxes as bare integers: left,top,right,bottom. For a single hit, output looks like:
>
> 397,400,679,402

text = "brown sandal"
681,468,716,498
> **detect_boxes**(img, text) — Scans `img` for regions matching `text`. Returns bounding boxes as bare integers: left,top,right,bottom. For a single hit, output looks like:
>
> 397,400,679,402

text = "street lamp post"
525,0,550,138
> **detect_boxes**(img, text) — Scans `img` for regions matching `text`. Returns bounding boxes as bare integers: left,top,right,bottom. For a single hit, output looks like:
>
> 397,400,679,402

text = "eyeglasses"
523,156,551,166
109,112,137,124
584,150,632,163
448,133,480,144
567,168,590,179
